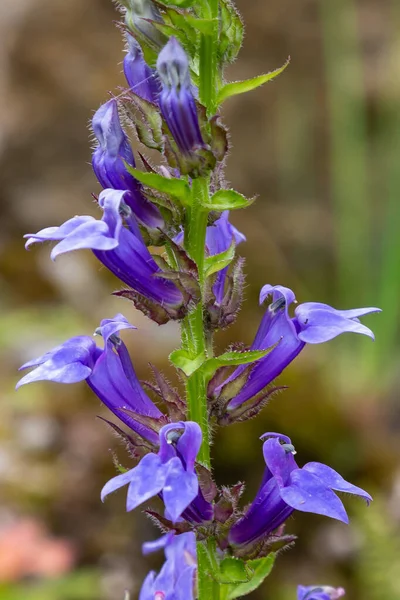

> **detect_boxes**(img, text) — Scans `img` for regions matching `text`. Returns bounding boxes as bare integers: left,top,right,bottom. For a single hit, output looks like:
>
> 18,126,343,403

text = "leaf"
219,558,248,584
185,16,216,36
227,554,276,599
125,166,192,206
219,0,244,63
204,242,235,277
217,58,290,104
156,0,196,7
201,349,270,383
169,349,206,377
204,189,252,211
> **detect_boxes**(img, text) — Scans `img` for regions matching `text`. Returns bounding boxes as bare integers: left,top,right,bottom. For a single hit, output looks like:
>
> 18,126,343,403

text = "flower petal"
163,457,199,523
303,462,372,503
126,453,168,511
259,284,296,311
142,533,175,556
176,422,202,472
50,219,118,260
96,313,136,343
280,469,349,523
101,468,136,502
262,437,298,486
295,307,376,343
24,216,94,249
296,302,381,321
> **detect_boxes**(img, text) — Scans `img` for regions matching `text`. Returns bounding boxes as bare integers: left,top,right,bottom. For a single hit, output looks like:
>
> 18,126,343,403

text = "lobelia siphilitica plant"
16,0,381,598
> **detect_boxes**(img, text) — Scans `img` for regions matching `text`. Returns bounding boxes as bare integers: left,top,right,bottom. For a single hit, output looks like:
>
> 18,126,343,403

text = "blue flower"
216,284,381,410
101,422,203,523
206,211,246,304
24,189,184,316
228,433,371,550
124,34,161,103
174,211,245,304
92,99,163,229
297,585,345,600
156,37,204,156
140,532,196,600
17,314,162,443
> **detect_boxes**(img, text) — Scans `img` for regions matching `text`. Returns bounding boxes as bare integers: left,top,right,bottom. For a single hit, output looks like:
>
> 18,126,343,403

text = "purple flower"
297,585,345,600
140,532,196,600
92,99,163,229
217,284,381,410
101,422,203,523
174,211,245,304
124,35,161,103
206,211,246,304
156,37,204,156
17,314,162,443
24,189,183,314
228,433,371,549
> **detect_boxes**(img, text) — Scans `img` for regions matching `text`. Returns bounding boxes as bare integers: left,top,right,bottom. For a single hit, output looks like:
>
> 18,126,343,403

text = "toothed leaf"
169,349,206,377
204,242,235,277
204,190,252,211
226,554,276,599
125,166,192,206
217,59,290,104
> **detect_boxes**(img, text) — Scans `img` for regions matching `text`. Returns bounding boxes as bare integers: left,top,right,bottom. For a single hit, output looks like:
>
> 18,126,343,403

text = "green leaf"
227,554,276,599
219,558,249,584
186,16,217,36
204,242,235,277
200,349,271,383
125,166,192,206
219,0,244,63
156,0,196,7
169,349,206,376
204,189,252,211
217,58,290,104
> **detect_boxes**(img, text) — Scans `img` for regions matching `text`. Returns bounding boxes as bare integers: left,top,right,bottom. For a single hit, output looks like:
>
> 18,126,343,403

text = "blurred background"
1,0,399,598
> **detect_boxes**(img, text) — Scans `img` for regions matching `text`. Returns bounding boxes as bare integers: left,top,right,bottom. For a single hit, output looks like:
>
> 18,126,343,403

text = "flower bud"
123,35,161,103
124,0,166,48
157,37,204,156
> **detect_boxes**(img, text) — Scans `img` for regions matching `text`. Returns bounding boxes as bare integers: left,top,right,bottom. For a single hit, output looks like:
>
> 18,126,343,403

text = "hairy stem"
183,4,221,597
182,178,210,466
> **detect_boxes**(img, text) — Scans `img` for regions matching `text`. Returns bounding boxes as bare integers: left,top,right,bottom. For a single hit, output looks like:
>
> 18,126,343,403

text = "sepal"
145,509,192,534
121,92,164,151
113,288,188,324
218,386,286,426
142,364,187,420
98,416,154,461
206,257,246,331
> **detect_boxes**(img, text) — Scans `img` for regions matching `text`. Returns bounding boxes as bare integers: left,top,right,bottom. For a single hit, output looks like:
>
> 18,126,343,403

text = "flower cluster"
18,0,381,597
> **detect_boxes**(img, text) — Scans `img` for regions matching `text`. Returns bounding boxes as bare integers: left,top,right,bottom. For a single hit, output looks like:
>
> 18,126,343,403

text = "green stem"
198,0,219,113
183,3,221,597
197,540,220,600
182,178,210,467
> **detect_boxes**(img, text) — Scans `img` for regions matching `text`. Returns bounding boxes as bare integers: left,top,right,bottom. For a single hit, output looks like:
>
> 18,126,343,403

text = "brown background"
1,0,400,598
